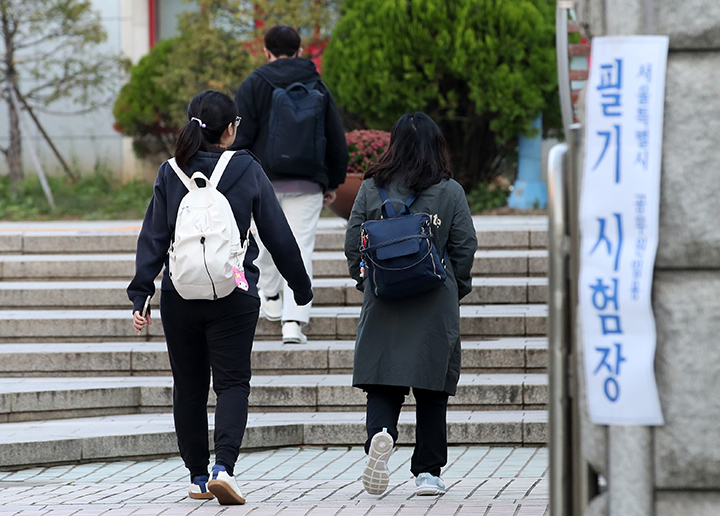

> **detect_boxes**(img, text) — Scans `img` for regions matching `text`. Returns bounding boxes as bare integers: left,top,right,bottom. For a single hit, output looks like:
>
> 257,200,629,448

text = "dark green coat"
344,178,477,395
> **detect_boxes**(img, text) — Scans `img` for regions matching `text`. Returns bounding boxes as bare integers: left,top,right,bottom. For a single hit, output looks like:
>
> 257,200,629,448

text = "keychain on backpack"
360,260,366,278
232,266,249,291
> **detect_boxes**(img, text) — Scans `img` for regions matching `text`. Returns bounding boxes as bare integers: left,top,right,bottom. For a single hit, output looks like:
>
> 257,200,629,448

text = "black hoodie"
127,149,313,314
230,58,349,191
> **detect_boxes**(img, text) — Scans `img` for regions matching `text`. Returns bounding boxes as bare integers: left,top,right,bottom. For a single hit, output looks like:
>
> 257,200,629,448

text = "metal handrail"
548,142,570,516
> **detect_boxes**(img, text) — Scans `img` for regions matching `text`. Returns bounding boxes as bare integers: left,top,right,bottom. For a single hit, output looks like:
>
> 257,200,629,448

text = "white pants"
256,191,324,325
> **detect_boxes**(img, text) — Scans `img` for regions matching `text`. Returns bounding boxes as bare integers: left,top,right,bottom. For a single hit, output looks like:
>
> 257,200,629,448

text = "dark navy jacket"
229,58,348,191
127,149,312,313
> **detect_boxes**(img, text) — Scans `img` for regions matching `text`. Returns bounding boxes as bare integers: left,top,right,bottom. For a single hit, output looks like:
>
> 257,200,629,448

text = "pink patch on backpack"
232,267,249,291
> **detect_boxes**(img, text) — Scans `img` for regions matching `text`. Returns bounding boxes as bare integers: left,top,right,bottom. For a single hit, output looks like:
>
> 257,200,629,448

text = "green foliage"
323,0,558,190
113,0,255,159
465,177,513,213
0,168,154,221
0,0,121,106
113,0,342,161
112,38,178,157
1,0,123,184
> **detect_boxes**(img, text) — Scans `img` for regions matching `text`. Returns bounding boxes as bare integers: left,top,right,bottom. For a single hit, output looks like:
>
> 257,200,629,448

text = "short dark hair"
364,112,452,192
264,25,301,58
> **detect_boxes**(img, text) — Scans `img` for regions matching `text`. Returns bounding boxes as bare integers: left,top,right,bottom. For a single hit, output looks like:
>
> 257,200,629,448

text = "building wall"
576,0,720,514
0,0,151,181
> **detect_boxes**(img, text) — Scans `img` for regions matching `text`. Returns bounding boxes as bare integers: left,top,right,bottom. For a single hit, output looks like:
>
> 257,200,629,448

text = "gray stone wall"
575,1,720,514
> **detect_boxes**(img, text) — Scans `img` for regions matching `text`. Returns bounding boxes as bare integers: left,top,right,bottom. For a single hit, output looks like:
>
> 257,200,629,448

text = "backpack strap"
378,186,418,218
208,150,235,188
167,158,197,192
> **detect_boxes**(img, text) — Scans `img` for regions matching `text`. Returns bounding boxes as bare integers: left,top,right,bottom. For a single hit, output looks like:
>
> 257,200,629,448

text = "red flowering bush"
345,129,391,175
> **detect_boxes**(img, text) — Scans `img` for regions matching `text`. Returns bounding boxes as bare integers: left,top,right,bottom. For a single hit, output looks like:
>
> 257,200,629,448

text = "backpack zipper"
423,220,443,281
200,236,218,300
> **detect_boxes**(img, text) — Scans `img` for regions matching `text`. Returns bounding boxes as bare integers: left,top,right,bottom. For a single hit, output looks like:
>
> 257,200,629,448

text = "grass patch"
0,169,154,221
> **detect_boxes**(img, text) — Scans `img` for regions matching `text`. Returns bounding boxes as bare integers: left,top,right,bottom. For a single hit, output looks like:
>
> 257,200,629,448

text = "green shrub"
465,177,512,213
324,0,559,191
112,2,254,160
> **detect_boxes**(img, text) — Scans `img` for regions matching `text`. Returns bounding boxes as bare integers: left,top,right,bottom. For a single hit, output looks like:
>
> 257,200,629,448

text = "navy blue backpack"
359,186,446,299
255,71,326,177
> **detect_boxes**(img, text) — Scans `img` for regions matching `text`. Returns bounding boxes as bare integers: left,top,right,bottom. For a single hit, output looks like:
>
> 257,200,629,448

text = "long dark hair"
364,112,452,192
175,91,237,168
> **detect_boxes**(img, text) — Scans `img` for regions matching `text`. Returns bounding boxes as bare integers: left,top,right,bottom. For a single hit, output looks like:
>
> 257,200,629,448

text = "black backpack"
255,70,326,177
359,186,446,299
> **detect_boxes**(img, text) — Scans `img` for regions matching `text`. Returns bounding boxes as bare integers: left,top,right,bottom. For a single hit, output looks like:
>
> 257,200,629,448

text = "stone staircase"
0,216,549,469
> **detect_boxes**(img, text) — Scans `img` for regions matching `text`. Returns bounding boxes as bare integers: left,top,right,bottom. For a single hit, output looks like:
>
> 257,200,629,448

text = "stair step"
0,373,547,423
0,305,548,342
0,216,550,464
0,250,548,280
0,216,547,255
0,338,548,377
0,277,548,309
0,410,548,468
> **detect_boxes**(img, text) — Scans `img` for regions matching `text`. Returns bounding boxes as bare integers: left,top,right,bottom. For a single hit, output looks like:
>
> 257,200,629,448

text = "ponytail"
175,120,205,169
174,91,238,169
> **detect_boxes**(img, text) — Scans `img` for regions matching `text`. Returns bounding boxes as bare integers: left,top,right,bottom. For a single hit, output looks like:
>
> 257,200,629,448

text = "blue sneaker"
415,472,446,496
207,464,246,505
188,474,214,500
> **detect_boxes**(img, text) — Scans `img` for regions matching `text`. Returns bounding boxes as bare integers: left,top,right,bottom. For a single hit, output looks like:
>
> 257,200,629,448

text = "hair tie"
190,117,207,128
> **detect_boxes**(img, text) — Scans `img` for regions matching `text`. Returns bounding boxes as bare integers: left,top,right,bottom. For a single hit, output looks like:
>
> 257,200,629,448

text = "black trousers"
161,289,260,480
364,385,449,478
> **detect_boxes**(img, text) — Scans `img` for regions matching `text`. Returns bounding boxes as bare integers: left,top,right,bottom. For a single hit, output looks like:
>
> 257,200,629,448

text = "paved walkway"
0,446,548,515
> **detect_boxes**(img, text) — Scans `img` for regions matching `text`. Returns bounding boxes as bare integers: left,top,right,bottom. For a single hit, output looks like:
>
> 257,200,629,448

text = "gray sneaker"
362,429,394,495
415,472,446,496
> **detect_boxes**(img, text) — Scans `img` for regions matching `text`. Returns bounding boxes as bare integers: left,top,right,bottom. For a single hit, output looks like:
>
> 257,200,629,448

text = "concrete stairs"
0,216,549,469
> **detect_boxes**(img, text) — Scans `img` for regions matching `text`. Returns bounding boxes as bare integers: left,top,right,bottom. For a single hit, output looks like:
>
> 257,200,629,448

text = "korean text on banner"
580,36,669,426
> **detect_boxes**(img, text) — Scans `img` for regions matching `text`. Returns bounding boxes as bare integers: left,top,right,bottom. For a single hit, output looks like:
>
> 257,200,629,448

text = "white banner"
580,36,669,425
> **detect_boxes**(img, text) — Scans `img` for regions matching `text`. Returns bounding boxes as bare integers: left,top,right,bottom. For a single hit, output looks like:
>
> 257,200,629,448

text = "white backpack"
166,150,250,300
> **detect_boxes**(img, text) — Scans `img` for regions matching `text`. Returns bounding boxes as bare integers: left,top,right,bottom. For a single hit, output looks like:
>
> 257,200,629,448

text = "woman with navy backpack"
344,112,477,496
128,90,312,505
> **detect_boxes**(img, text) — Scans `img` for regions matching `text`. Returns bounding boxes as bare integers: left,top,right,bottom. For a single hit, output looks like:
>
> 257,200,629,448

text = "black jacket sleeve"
252,164,313,304
446,182,477,300
127,168,171,313
344,181,367,290
230,77,260,151
321,85,349,190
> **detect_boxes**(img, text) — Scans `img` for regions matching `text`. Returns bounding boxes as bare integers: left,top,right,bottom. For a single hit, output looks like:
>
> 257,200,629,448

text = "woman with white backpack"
127,90,312,505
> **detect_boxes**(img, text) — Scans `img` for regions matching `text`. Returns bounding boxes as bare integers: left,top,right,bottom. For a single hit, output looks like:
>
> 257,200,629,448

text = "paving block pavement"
0,446,548,515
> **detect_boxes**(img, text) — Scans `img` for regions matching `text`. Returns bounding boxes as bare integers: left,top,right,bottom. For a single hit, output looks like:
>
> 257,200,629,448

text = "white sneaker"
415,472,446,496
260,292,282,322
188,474,214,500
362,429,394,495
207,465,245,505
282,321,307,344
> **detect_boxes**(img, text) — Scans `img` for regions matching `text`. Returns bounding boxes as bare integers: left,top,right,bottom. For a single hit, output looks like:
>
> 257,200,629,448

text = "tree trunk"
7,83,23,185
1,6,23,188
440,116,505,193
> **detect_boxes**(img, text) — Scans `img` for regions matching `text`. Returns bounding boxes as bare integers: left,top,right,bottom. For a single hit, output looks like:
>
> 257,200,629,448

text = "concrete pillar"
508,116,548,210
119,0,152,182
576,0,720,514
